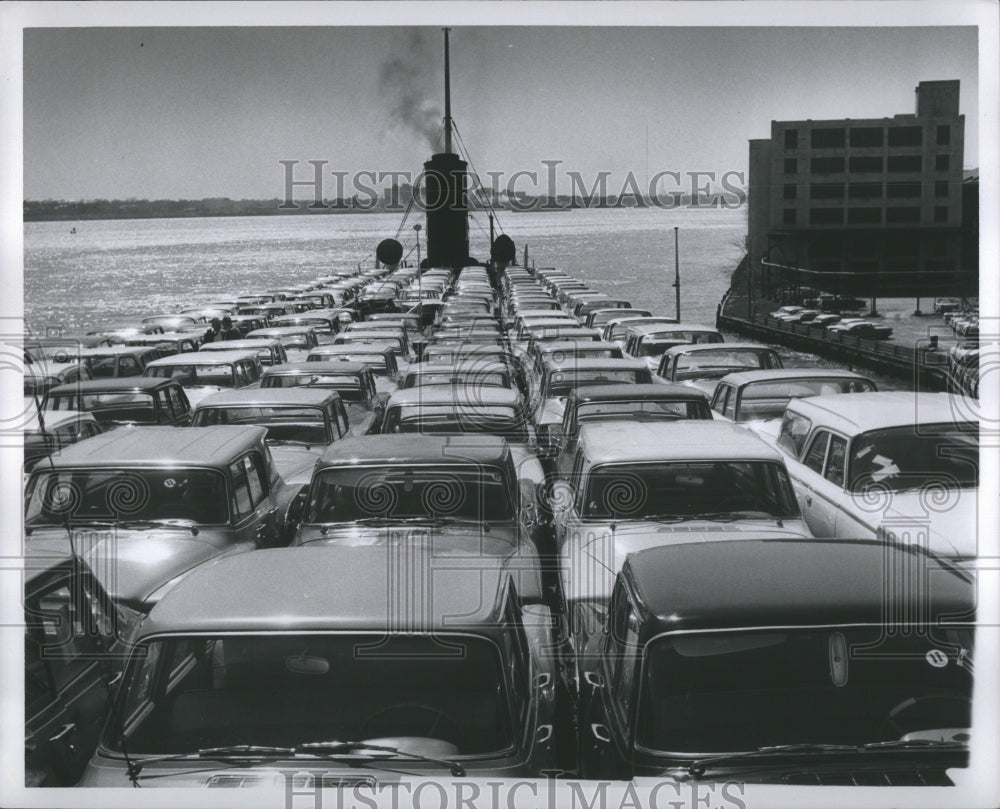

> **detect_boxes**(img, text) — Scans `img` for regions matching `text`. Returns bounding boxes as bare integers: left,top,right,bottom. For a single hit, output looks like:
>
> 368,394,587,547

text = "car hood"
860,487,978,559
267,445,320,487
536,397,567,427
563,520,812,603
25,528,231,611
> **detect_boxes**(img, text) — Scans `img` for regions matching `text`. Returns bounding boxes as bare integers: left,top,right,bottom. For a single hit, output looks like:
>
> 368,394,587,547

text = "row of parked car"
766,306,894,340
21,258,979,788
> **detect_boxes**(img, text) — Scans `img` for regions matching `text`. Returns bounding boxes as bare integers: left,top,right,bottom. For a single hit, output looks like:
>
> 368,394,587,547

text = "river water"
22,205,908,388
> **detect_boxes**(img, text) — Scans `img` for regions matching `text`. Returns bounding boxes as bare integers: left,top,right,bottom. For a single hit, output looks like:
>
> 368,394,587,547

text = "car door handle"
49,723,76,743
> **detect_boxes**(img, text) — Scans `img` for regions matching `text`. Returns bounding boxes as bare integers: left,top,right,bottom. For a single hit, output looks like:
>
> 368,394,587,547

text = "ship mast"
444,27,453,155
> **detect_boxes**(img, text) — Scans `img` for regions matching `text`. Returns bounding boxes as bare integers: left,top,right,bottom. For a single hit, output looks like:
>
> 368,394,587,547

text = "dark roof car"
43,377,193,428
578,538,975,782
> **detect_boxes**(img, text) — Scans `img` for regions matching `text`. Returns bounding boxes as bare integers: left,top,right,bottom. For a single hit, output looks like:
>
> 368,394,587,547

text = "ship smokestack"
424,27,470,269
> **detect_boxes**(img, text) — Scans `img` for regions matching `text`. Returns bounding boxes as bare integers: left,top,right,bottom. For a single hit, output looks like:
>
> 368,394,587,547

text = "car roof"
46,377,182,394
76,345,159,357
310,344,393,356
623,539,974,636
578,421,782,463
200,338,281,350
626,322,719,336
387,386,521,407
785,391,976,432
139,547,508,635
719,368,872,387
569,383,709,402
193,387,340,408
262,361,368,375
36,425,268,466
538,340,622,353
316,433,509,467
542,357,650,372
146,350,260,365
662,342,776,356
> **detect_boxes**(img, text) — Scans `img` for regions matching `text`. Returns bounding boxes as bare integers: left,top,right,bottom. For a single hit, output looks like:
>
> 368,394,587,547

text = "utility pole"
673,226,681,321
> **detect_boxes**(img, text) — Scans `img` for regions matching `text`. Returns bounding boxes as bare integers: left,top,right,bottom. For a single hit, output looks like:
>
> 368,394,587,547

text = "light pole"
672,226,681,321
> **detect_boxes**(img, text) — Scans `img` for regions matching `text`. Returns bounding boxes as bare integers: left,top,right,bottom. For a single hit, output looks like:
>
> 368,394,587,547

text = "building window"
886,181,922,198
810,182,845,200
811,157,845,174
937,125,951,146
809,208,843,225
847,208,881,224
935,181,949,198
935,154,950,171
849,156,883,173
886,207,921,223
784,158,798,174
849,127,883,147
887,126,923,147
848,182,882,199
784,129,799,149
886,155,922,172
783,184,797,200
934,206,949,223
783,209,796,225
811,128,846,148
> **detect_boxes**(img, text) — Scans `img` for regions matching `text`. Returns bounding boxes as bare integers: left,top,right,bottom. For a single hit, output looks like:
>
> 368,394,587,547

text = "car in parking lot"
710,369,877,425
23,426,301,613
653,343,783,396
24,548,126,786
43,377,193,429
542,383,713,477
190,388,349,485
143,350,263,409
761,392,978,558
23,360,93,397
551,421,812,625
623,323,724,372
79,546,562,785
199,337,288,367
307,343,400,391
75,346,163,378
246,326,320,361
828,320,894,340
577,538,974,782
23,409,103,473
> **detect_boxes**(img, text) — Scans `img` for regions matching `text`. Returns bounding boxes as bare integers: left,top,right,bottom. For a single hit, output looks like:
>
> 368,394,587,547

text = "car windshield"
583,461,800,520
736,378,877,422
47,391,158,425
146,363,236,387
547,370,646,398
191,406,331,445
848,424,979,492
576,399,712,424
25,467,229,526
305,466,513,522
672,350,775,379
637,627,973,754
109,634,512,755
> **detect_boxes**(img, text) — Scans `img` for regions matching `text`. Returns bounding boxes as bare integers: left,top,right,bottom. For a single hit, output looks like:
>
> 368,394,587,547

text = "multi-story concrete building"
747,80,974,300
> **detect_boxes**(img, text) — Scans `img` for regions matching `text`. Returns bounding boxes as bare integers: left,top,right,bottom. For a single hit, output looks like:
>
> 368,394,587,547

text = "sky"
19,19,982,201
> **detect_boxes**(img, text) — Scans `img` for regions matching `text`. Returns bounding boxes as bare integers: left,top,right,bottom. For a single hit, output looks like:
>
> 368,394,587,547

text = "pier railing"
715,309,957,392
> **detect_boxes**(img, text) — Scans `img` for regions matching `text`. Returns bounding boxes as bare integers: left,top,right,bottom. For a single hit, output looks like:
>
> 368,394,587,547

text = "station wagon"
80,547,562,785
711,369,877,424
44,377,193,429
23,426,301,612
764,392,978,558
653,343,784,396
143,349,262,409
578,539,974,782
